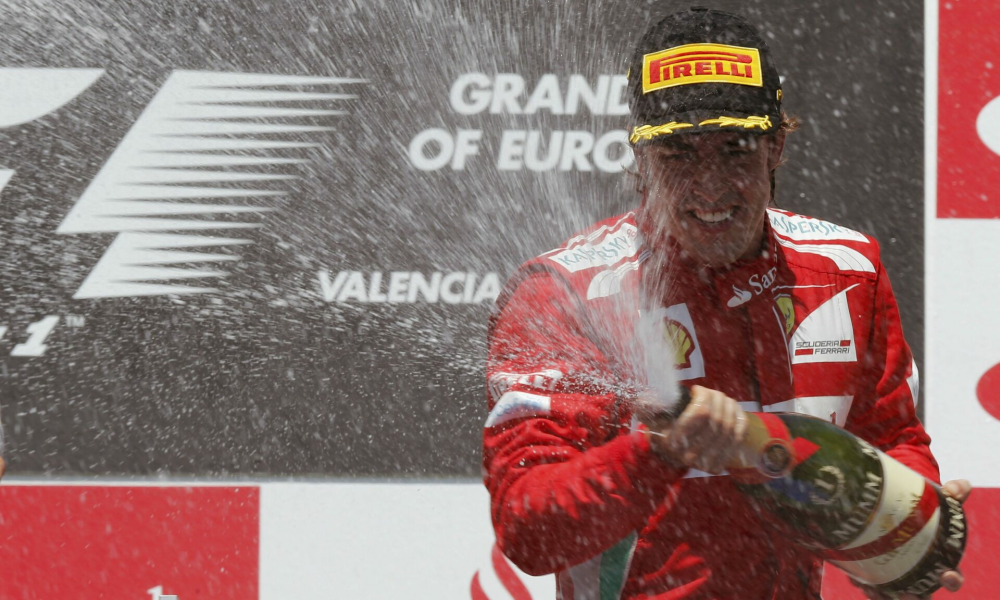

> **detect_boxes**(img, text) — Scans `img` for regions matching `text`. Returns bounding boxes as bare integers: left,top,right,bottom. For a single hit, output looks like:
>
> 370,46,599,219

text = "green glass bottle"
729,411,967,597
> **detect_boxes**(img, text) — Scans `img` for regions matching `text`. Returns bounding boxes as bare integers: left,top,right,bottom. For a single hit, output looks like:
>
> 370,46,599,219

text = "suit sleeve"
846,261,940,483
483,270,685,576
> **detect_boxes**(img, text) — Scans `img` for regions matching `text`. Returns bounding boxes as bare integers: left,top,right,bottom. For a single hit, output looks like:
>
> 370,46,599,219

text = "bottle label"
824,445,942,586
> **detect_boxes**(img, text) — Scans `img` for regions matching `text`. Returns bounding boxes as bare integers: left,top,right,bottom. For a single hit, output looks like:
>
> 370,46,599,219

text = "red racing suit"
483,207,938,600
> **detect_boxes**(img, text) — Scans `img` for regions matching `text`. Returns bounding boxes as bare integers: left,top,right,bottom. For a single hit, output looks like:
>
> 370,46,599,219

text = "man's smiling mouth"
690,207,736,225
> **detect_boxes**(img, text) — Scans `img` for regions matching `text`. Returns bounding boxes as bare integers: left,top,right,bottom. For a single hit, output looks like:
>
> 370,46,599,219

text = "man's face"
635,131,785,268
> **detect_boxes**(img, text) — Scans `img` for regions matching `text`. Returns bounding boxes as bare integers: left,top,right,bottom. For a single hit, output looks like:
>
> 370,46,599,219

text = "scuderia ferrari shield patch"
642,43,764,93
790,285,860,365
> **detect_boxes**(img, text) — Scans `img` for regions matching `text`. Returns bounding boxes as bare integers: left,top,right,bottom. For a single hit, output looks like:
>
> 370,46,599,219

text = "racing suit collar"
636,206,782,309
709,229,782,309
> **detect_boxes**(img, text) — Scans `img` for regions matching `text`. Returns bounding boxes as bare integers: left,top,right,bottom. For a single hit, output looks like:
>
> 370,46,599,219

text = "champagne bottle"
728,411,968,597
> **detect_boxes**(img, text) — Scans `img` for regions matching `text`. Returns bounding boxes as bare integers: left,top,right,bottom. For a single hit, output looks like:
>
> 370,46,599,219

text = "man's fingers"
707,398,741,472
674,400,712,456
941,570,964,592
695,438,727,474
684,390,741,473
708,389,725,431
734,410,748,441
692,394,727,471
720,395,737,436
667,386,747,473
943,479,972,504
0,456,6,480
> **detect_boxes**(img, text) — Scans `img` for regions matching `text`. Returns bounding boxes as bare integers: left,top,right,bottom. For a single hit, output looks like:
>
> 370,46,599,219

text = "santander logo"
726,266,778,308
727,285,753,307
976,95,1000,157
976,362,1000,422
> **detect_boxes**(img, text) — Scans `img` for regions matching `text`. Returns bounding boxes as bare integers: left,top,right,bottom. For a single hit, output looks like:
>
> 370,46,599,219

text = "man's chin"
698,254,743,269
679,238,745,268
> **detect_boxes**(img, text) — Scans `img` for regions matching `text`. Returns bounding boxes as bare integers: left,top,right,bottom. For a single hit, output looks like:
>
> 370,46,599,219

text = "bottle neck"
728,412,795,483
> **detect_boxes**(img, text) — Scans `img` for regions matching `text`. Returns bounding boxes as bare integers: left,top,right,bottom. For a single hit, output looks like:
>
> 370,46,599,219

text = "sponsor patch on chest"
547,223,639,273
768,210,868,242
789,284,860,364
640,303,706,381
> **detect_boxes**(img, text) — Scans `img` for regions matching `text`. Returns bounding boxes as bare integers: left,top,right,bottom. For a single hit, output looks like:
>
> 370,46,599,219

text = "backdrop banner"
0,0,925,477
1,482,997,600
6,0,999,598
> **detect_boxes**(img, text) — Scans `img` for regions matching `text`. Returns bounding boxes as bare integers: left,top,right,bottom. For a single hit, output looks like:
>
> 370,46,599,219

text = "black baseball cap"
626,7,783,145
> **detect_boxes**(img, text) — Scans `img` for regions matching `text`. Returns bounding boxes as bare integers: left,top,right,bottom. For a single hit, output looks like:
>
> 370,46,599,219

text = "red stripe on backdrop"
0,485,259,599
491,543,533,600
822,487,1000,599
938,1,1000,218
470,572,490,600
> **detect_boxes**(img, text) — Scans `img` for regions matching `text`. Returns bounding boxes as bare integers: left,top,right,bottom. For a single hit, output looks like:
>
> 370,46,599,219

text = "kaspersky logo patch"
547,220,639,273
642,43,763,94
789,284,859,365
767,210,868,243
55,70,361,299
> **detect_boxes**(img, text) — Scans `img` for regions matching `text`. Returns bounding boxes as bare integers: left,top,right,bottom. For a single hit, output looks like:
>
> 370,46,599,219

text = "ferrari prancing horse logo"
776,295,795,335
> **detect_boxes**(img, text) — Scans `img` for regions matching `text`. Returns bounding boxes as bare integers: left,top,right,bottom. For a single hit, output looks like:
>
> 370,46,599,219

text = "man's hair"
778,112,800,133
770,112,799,204
626,111,799,204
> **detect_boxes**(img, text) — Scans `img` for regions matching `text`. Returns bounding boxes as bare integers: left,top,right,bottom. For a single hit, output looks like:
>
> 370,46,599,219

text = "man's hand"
639,385,748,474
0,455,6,480
852,479,972,599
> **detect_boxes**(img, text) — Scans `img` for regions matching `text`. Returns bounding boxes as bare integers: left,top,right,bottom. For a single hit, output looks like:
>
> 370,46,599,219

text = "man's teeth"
693,208,734,223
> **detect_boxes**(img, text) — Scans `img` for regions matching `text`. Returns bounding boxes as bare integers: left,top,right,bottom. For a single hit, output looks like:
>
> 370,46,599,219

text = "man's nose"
690,168,729,204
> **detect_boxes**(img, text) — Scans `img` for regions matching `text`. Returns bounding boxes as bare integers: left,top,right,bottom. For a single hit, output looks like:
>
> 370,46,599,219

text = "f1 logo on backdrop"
0,68,105,197
0,67,362,299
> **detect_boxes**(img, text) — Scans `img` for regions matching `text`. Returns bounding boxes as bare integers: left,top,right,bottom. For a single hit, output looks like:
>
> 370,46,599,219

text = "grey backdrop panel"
0,0,923,476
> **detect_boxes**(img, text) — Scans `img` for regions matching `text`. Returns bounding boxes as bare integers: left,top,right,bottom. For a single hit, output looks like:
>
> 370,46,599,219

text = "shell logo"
663,318,695,369
976,362,1000,422
976,95,1000,157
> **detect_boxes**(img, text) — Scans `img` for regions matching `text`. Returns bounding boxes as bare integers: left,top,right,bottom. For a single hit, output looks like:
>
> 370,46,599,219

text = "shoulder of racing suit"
492,211,642,313
765,207,883,280
498,207,884,303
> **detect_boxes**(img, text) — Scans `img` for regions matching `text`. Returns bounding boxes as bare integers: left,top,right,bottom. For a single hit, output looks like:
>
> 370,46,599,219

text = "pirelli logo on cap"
643,43,763,93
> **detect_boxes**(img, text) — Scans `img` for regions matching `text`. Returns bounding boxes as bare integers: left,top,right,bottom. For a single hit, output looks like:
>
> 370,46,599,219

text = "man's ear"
766,130,787,171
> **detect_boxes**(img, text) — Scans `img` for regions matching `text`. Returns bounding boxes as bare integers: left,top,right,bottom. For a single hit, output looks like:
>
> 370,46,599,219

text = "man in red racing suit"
483,7,968,600
485,207,933,599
